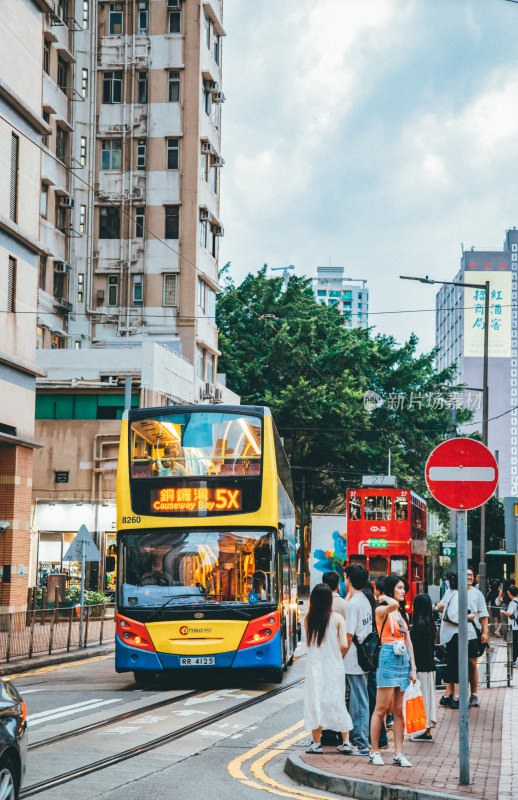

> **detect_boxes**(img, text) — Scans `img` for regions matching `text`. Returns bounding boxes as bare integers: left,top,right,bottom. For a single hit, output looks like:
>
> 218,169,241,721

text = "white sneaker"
336,742,353,754
393,753,412,767
305,742,323,754
369,751,384,766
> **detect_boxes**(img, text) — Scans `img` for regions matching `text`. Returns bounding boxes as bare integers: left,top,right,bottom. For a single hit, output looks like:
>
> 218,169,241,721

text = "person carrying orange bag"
403,680,428,735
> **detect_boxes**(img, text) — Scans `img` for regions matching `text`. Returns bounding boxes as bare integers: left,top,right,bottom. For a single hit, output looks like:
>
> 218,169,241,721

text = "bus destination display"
151,487,242,513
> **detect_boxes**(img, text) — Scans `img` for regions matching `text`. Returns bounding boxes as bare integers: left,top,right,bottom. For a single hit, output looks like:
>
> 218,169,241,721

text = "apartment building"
312,266,369,328
0,1,50,610
32,0,237,590
436,229,517,499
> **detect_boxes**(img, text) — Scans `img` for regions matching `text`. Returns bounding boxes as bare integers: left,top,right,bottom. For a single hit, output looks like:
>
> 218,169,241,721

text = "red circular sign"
425,438,498,510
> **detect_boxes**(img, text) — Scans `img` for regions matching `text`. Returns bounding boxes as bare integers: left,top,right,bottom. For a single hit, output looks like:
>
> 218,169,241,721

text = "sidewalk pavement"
0,643,114,677
286,682,516,800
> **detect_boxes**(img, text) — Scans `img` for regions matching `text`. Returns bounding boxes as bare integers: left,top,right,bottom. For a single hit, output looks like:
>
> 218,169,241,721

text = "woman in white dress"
304,583,353,754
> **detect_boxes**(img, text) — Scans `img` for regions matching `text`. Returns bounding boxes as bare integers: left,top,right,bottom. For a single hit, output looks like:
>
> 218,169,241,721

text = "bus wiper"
148,594,203,620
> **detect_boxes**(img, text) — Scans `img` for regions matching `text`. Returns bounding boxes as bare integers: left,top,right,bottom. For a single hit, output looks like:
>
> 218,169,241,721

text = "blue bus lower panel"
231,631,282,670
115,636,164,673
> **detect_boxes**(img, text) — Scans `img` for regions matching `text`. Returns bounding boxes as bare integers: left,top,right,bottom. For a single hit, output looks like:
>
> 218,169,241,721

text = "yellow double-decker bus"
115,404,298,684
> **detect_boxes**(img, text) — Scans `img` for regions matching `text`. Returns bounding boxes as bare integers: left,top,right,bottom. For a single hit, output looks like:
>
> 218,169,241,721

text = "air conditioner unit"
214,388,223,402
59,196,74,208
200,209,210,220
212,92,226,103
212,156,225,167
201,141,213,154
207,81,218,92
168,0,181,7
96,290,105,305
212,225,224,237
54,261,70,274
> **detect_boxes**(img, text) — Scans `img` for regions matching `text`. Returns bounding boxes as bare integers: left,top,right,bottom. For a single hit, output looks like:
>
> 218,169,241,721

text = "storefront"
33,501,116,592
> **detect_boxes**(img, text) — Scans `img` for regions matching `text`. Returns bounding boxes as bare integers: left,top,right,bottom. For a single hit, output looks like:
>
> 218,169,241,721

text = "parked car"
0,680,27,799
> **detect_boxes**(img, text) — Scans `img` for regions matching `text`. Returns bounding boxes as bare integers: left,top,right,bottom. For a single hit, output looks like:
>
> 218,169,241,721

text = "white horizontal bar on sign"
428,466,495,482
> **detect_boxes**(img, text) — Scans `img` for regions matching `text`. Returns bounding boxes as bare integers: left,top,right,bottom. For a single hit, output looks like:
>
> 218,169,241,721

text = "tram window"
349,555,367,569
119,530,276,607
349,496,361,520
390,556,408,578
394,497,408,521
369,556,388,579
364,496,392,520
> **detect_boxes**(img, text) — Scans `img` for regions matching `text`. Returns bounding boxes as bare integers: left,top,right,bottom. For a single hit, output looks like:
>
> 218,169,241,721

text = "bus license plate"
179,657,215,666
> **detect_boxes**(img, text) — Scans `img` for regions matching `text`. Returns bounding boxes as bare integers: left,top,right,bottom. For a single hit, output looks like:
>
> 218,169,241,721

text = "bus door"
279,544,293,665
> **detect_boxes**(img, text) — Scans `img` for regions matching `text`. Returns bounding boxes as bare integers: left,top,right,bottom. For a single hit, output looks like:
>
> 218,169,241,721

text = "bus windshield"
119,530,276,608
130,412,262,479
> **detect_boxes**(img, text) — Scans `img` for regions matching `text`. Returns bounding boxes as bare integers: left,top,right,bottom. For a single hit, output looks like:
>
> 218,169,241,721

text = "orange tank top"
377,610,408,643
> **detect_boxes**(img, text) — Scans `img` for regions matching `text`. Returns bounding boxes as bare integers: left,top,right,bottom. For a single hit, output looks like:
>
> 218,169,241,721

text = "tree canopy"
216,267,471,516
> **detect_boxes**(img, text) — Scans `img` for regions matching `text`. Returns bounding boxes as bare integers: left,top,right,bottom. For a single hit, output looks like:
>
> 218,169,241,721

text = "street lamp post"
400,275,490,596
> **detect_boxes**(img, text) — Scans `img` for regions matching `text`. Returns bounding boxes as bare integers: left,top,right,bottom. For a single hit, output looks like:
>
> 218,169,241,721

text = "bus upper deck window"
349,496,361,520
364,496,392,520
394,497,408,521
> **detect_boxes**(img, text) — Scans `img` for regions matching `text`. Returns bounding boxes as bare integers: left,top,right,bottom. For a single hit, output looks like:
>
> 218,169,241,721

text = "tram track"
20,676,304,797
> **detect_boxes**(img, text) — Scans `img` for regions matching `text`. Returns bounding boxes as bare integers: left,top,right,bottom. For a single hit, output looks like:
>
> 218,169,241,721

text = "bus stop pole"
79,540,86,647
457,510,470,785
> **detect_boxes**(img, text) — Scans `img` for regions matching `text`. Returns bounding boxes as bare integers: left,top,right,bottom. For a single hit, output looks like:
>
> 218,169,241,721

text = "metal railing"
435,617,514,688
0,604,115,664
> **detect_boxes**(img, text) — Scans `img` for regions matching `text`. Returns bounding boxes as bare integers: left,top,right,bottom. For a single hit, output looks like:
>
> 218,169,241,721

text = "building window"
42,112,50,147
138,71,148,103
200,219,207,248
206,353,214,384
208,288,216,320
99,206,120,238
210,165,218,194
77,273,84,303
201,152,209,181
169,9,181,33
136,138,146,169
204,14,210,48
107,275,119,306
109,2,123,34
212,30,220,64
135,206,145,238
43,39,50,74
56,126,68,162
10,134,19,223
57,55,68,92
36,326,44,349
102,71,122,104
198,278,206,311
51,334,65,349
81,68,88,98
165,205,179,239
196,346,204,380
138,1,148,33
58,0,68,21
53,268,65,299
166,138,179,170
55,201,67,232
83,0,89,29
7,257,16,313
79,204,87,234
132,275,143,306
204,87,211,116
163,274,177,306
39,256,47,291
101,139,122,170
40,184,48,218
168,70,180,102
80,136,87,166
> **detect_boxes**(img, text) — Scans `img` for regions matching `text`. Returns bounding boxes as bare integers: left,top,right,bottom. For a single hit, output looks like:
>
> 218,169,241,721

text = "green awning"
486,551,516,557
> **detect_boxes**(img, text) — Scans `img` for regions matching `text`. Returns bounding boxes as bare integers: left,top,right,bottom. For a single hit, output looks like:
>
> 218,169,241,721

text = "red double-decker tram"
346,486,427,605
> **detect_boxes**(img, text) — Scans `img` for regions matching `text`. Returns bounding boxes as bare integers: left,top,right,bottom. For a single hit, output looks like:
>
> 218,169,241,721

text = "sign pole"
457,510,470,785
79,539,86,647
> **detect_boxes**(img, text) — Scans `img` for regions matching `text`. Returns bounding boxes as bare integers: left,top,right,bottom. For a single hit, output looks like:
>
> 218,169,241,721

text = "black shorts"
468,638,480,659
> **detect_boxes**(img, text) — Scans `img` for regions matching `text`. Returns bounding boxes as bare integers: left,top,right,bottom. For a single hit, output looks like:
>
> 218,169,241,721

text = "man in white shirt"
502,585,518,667
323,571,346,620
467,568,489,707
342,564,373,755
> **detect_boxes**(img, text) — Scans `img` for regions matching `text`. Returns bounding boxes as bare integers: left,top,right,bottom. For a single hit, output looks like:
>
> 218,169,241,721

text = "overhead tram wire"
0,111,327,383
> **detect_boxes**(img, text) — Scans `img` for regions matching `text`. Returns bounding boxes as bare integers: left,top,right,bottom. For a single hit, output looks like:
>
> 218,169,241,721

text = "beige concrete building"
0,0,51,610
32,0,237,590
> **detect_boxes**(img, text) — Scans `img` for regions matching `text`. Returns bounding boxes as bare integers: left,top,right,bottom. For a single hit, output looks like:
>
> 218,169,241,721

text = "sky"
219,0,518,353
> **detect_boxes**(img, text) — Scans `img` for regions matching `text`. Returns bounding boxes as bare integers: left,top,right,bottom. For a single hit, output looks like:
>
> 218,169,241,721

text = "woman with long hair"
438,572,460,708
410,594,437,741
304,583,352,754
369,574,417,768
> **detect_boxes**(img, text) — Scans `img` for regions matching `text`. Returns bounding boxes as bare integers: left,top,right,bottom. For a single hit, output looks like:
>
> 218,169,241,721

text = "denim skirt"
376,643,410,691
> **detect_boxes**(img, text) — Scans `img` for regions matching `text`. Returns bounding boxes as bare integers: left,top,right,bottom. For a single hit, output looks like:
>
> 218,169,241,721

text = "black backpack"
353,612,387,673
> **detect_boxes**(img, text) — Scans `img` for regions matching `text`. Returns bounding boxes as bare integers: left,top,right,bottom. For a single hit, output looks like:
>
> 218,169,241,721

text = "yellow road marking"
228,721,342,800
6,654,112,680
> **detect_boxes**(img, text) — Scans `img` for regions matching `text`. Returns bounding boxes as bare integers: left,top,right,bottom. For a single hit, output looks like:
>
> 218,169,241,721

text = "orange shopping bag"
403,680,427,734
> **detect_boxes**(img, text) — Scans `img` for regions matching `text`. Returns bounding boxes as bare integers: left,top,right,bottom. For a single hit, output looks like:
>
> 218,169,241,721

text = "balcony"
53,297,73,314
98,36,150,69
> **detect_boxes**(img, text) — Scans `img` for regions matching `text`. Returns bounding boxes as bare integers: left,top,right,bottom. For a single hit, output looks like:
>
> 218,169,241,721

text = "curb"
0,644,114,676
284,754,478,800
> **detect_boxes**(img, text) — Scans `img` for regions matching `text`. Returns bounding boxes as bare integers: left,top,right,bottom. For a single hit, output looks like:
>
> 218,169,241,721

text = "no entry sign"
425,438,498,510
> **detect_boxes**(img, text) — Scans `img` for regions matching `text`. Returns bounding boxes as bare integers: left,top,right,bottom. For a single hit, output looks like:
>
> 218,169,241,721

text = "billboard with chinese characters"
463,272,512,358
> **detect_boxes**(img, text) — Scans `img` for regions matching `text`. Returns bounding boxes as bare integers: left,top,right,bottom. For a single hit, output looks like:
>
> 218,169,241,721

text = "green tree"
216,267,469,515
